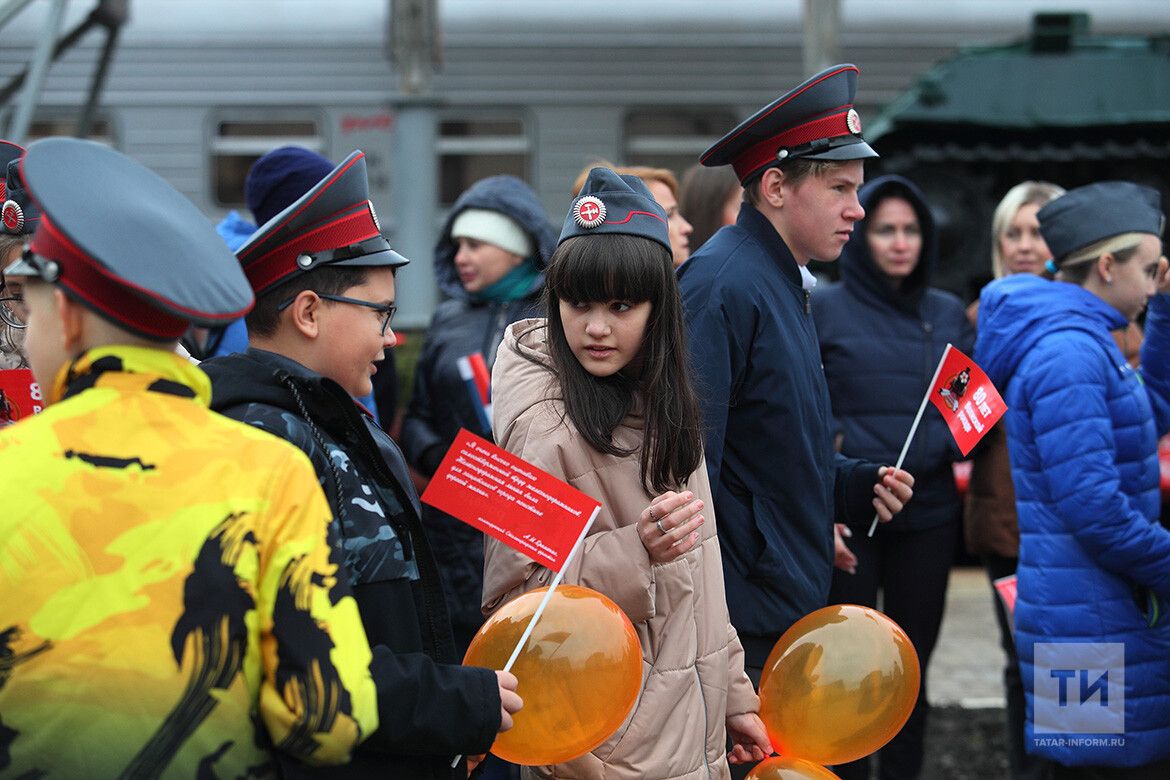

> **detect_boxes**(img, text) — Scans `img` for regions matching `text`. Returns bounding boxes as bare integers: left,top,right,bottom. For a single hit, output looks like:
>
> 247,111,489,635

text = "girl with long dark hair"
482,168,770,779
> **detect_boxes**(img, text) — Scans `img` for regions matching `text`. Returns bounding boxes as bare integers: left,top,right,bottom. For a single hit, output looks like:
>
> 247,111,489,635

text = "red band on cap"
30,215,189,339
606,209,667,226
243,203,379,294
731,108,853,182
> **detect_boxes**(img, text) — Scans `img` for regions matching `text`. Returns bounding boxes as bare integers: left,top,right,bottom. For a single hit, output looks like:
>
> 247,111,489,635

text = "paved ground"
927,565,1006,708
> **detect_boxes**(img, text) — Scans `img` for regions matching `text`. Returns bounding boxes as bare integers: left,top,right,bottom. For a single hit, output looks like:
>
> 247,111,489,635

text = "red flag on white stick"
927,345,1007,457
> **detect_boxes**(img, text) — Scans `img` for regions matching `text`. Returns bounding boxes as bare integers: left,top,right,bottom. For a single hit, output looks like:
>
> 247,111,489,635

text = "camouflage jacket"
204,348,501,780
0,346,378,777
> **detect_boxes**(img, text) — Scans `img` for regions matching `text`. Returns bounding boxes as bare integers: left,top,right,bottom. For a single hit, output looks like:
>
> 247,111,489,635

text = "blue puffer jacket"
978,274,1170,767
400,175,556,651
814,175,973,532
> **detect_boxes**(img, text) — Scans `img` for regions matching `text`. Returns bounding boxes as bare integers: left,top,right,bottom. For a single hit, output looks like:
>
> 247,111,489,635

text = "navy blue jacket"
679,203,881,667
978,276,1170,767
813,175,973,532
400,175,555,651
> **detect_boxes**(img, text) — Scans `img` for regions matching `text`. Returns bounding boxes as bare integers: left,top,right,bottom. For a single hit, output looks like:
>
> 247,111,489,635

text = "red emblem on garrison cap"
846,108,862,135
2,200,23,233
573,195,607,229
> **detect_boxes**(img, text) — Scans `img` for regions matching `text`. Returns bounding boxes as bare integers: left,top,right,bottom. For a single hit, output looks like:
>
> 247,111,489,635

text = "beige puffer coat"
482,319,758,780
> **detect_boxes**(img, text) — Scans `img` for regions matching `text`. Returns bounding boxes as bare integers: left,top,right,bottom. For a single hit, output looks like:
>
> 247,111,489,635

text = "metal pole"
803,0,841,77
9,0,69,144
78,25,120,138
388,0,441,329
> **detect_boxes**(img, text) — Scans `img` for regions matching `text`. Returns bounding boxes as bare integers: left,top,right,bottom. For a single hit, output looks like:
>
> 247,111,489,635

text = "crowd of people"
0,60,1168,780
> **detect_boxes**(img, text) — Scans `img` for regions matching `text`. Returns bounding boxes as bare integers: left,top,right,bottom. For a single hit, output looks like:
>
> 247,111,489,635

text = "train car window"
438,117,528,205
624,109,736,177
27,119,115,147
211,119,323,206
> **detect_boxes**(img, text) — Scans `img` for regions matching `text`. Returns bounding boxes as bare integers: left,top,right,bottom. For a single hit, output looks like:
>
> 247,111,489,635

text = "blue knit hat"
245,146,335,227
560,167,669,252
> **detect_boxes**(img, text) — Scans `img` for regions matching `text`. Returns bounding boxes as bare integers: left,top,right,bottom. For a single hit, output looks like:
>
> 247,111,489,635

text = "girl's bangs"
548,234,664,303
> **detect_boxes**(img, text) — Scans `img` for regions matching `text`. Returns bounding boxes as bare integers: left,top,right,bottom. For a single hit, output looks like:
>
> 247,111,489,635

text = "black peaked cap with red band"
4,137,253,340
701,63,878,185
235,150,408,296
1,139,40,236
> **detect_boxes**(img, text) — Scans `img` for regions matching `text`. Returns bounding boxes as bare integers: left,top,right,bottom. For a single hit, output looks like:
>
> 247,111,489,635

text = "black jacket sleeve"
833,453,883,531
361,645,501,757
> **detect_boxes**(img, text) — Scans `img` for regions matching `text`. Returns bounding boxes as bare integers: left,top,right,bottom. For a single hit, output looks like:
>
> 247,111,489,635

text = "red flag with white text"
0,369,45,428
421,428,600,572
928,345,1007,456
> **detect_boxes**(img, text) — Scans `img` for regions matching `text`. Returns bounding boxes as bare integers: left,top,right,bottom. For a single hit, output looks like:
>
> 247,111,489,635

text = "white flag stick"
452,504,601,768
866,344,952,537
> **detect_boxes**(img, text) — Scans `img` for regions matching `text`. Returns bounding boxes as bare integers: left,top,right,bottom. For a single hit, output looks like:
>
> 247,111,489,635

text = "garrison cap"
236,150,408,296
1038,181,1165,264
701,64,878,184
1,140,40,236
560,167,670,252
4,137,253,340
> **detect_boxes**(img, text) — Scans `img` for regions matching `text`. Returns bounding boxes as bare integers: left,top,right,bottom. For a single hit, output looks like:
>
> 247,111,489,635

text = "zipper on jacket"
803,289,811,315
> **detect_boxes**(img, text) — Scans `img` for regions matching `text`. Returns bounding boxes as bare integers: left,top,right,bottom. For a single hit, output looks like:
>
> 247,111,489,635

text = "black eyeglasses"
277,293,397,336
0,278,25,330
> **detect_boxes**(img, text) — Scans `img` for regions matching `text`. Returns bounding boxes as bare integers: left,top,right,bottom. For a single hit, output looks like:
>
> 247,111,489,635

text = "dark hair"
245,265,372,337
542,233,703,494
744,157,838,207
679,164,741,251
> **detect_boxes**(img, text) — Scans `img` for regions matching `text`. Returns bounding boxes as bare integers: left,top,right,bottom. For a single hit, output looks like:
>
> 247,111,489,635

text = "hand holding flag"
867,345,1005,536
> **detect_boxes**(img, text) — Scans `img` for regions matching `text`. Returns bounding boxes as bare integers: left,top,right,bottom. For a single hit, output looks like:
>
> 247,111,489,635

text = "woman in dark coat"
401,175,556,655
813,174,974,780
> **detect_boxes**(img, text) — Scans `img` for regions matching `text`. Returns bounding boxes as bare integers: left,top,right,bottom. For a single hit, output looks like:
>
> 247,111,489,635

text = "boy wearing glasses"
203,150,520,780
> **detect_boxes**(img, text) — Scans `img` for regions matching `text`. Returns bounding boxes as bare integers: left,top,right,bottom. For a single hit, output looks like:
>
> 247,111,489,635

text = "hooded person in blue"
401,174,556,655
813,175,973,780
977,181,1170,773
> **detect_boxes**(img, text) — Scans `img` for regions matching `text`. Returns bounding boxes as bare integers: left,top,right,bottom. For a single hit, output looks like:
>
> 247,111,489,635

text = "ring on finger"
655,518,668,535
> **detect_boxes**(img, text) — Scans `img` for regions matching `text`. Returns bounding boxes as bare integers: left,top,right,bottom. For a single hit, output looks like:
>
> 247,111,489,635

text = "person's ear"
760,168,785,209
1097,253,1115,285
287,290,322,339
55,288,86,353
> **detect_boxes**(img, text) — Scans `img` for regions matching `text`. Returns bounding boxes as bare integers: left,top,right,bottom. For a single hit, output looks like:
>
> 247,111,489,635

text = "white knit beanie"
450,208,533,258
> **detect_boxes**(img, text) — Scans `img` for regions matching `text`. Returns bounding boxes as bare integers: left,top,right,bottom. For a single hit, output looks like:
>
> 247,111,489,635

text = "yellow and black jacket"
0,345,377,778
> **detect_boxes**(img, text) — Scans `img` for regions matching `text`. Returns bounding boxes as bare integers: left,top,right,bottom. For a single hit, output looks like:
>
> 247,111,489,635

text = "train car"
2,0,1166,324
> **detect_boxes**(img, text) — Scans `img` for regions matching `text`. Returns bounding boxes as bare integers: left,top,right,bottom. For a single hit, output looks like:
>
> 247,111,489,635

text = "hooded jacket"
977,275,1170,767
401,175,556,651
204,348,500,780
813,175,973,532
482,320,758,780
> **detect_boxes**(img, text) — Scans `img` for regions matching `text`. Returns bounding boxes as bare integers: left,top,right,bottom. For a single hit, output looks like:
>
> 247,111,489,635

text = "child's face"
558,298,652,378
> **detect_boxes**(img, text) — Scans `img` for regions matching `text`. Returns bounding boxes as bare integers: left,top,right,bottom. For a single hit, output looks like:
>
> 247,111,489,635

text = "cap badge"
573,195,607,229
2,200,23,233
846,108,862,135
368,200,382,233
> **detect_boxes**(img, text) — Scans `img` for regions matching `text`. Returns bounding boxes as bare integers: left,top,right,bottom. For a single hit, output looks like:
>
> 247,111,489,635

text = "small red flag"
928,346,1007,456
0,369,45,427
421,428,600,572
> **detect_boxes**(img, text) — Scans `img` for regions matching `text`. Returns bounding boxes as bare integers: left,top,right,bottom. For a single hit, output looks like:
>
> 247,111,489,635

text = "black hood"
838,174,937,315
204,348,322,415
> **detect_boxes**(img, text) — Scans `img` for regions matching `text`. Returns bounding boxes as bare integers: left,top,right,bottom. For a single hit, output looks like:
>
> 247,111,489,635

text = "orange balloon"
746,756,841,779
758,604,920,766
464,585,642,766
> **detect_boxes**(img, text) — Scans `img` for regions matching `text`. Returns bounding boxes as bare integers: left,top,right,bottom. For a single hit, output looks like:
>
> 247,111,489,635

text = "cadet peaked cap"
4,138,253,340
1,140,40,236
1038,181,1165,263
236,150,408,295
560,167,670,252
245,146,335,227
701,64,878,184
